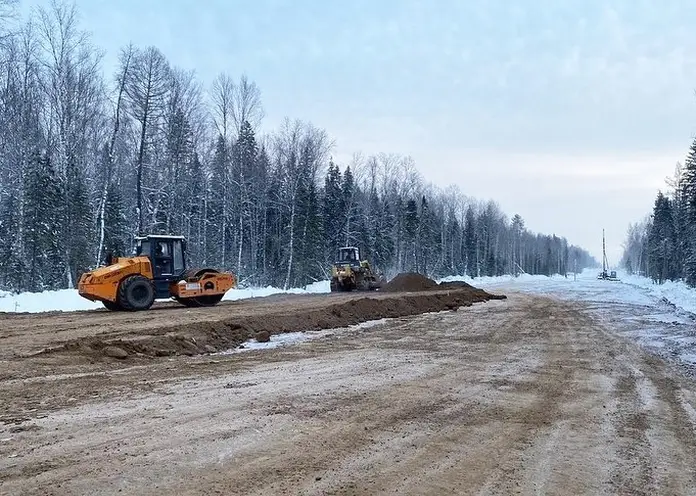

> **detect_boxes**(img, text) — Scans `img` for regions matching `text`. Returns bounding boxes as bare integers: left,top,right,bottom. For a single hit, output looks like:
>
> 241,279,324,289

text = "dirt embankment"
382,272,479,293
42,284,506,362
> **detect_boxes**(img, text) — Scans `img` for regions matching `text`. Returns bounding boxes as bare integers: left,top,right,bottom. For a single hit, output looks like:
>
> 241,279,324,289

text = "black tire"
356,276,370,291
102,300,121,311
118,275,155,311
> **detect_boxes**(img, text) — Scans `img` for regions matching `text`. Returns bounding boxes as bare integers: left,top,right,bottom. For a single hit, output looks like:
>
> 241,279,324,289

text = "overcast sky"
19,0,696,263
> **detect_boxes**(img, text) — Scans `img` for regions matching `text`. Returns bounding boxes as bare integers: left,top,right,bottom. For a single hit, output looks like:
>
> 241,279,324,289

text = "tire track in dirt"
4,293,696,495
610,370,655,494
629,360,696,493
471,298,582,495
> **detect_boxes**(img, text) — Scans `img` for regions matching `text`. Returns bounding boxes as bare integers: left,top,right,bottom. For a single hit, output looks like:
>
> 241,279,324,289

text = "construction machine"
78,234,236,311
597,229,619,281
330,246,384,292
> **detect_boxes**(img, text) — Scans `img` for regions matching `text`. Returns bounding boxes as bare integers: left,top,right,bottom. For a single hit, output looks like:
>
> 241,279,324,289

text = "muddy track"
2,293,696,495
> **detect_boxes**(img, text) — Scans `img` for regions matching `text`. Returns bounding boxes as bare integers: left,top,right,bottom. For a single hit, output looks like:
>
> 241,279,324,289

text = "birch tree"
36,0,104,286
230,74,263,135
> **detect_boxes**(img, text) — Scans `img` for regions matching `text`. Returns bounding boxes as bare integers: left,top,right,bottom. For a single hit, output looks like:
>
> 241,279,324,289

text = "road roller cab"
78,234,236,311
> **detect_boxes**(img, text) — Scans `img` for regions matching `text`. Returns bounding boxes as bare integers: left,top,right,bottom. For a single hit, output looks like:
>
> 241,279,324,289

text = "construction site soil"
0,280,505,364
3,287,696,495
379,271,476,293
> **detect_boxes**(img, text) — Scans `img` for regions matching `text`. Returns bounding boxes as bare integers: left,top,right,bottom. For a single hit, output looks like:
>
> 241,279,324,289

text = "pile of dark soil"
381,272,439,292
437,280,475,290
43,288,506,361
382,272,481,293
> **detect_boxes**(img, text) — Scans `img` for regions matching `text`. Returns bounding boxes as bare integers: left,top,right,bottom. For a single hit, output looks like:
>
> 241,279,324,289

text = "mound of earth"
382,273,479,293
39,289,504,361
382,272,439,292
437,280,475,290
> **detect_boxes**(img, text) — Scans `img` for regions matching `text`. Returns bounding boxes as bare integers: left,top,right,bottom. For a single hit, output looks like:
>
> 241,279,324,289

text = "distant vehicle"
330,246,385,292
597,230,620,281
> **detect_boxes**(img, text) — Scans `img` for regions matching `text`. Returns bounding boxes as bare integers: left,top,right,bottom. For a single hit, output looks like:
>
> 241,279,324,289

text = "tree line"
0,1,595,292
621,146,696,285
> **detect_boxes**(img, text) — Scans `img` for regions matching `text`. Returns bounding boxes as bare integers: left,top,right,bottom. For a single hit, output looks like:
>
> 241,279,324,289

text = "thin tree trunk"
96,50,130,265
136,110,148,233
237,207,243,276
284,199,296,290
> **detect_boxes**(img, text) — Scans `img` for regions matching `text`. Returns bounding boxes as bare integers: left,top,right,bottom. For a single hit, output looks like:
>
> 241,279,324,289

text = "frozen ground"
216,318,391,355
457,269,696,376
4,290,696,494
3,267,696,377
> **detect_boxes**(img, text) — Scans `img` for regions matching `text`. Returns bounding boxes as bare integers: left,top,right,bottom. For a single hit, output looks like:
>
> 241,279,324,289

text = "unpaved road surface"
0,286,498,361
3,292,696,495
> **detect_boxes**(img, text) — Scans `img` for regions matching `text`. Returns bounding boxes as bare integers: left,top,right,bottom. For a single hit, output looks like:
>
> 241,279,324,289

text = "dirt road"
0,285,498,361
3,292,696,495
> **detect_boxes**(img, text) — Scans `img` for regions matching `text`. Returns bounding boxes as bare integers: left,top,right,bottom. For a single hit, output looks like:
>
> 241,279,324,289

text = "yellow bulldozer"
330,246,384,292
78,234,236,311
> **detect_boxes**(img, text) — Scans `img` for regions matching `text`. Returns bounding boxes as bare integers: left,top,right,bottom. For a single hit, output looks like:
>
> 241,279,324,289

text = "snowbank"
0,280,332,314
0,288,104,313
437,271,575,286
221,280,330,301
616,272,696,316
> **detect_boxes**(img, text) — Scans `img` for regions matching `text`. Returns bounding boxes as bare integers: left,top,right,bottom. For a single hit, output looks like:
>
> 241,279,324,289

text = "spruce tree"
671,163,687,280
183,152,205,265
373,196,395,273
103,181,128,259
322,160,343,259
298,179,323,284
444,212,459,273
416,195,435,274
341,165,358,246
510,214,525,274
648,191,677,283
65,161,93,282
22,149,62,291
403,198,419,271
464,206,477,277
208,135,229,268
681,136,696,284
254,145,271,283
0,193,26,291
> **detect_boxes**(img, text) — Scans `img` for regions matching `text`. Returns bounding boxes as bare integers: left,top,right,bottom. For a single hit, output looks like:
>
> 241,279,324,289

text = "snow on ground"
221,280,329,302
213,318,391,355
0,280,331,314
455,268,696,375
0,288,104,314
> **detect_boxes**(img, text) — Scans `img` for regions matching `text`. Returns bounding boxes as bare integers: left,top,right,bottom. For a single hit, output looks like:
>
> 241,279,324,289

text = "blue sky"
19,0,696,262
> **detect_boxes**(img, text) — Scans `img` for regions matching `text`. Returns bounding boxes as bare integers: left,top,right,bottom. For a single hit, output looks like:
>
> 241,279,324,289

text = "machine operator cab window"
135,236,185,279
338,247,360,266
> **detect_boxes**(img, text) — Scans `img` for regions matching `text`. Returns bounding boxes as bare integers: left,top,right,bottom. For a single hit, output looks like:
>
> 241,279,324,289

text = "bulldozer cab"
135,235,186,280
337,246,360,266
